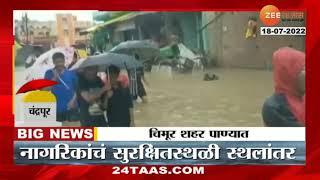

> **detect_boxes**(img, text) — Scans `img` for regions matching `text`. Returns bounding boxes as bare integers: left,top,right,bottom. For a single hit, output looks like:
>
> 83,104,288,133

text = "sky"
13,10,96,21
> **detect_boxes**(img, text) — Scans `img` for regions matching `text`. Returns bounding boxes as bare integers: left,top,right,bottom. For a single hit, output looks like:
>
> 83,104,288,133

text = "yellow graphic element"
23,90,56,102
94,127,98,141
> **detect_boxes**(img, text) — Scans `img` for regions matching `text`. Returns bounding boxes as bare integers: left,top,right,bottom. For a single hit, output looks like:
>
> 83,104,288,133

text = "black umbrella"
110,40,159,60
70,52,143,71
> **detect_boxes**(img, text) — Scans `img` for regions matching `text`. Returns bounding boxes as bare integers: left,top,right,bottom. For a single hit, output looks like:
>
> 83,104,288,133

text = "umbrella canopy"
110,40,159,61
16,79,58,94
25,47,75,82
70,52,143,71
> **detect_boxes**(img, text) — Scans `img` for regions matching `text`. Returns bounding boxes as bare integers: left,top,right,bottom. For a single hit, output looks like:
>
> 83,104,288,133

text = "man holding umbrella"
130,54,148,103
71,52,141,127
77,66,108,127
109,40,159,103
44,52,79,126
105,65,134,127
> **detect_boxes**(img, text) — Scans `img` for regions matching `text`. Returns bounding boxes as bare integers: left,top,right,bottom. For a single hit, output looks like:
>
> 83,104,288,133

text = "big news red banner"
0,0,320,179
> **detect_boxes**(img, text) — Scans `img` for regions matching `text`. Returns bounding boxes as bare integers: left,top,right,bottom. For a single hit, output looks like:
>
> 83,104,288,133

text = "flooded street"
135,68,273,127
14,66,273,127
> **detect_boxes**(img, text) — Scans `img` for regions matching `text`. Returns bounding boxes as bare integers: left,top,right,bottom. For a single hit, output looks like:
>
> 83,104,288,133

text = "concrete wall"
56,14,74,47
203,12,305,69
113,27,125,43
177,13,199,50
203,12,223,66
165,13,199,50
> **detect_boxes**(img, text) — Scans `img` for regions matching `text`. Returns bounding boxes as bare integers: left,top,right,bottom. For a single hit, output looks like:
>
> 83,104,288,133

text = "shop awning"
114,20,136,32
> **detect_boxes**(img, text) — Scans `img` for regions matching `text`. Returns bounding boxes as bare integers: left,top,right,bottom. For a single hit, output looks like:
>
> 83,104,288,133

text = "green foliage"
93,12,129,22
91,27,112,52
93,12,111,22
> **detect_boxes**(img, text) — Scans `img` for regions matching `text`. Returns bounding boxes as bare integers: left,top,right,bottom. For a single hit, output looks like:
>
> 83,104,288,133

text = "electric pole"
25,12,29,44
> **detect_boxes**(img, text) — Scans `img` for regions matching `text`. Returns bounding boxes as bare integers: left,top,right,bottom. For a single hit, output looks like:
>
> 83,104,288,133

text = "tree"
91,27,110,52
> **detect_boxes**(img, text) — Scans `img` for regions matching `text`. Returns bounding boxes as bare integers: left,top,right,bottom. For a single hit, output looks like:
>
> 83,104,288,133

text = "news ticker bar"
14,141,305,165
15,127,305,141
96,127,305,141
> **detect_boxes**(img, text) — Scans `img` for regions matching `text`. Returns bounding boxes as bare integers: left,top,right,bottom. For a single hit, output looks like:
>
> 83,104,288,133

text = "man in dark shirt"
78,66,108,127
105,65,134,127
135,67,148,103
130,54,148,103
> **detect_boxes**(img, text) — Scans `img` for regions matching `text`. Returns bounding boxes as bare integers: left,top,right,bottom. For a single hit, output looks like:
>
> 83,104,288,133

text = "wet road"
15,66,273,127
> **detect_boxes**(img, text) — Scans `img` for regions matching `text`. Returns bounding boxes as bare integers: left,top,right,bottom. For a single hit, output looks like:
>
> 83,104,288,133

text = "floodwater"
14,66,273,127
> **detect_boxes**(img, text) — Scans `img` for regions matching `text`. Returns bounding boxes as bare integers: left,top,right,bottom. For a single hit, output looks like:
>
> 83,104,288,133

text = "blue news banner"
14,141,305,165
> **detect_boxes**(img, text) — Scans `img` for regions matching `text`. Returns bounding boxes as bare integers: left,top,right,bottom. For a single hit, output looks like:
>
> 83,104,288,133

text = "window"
63,17,68,23
30,31,34,35
46,32,49,37
64,30,69,36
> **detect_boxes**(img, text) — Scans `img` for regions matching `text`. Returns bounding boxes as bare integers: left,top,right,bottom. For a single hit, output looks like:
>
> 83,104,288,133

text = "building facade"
202,12,305,69
15,14,93,49
56,14,92,47
15,20,56,49
93,12,201,50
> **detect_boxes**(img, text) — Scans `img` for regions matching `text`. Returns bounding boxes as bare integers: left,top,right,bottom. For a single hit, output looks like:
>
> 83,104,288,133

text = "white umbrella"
25,47,75,82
